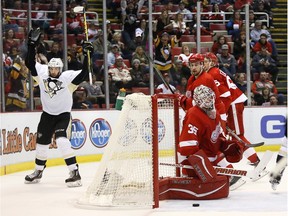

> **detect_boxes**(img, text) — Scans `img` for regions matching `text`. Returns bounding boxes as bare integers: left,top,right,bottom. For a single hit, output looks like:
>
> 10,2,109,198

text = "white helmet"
193,85,215,110
48,58,63,73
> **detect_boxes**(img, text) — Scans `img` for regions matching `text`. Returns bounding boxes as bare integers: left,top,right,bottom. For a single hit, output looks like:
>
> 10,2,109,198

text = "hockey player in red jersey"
159,85,243,200
177,53,250,189
178,85,243,167
176,85,243,192
203,52,261,166
178,53,227,127
178,85,223,161
177,53,236,169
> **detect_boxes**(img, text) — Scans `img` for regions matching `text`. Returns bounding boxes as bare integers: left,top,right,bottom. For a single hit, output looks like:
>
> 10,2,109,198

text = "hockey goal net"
78,93,180,208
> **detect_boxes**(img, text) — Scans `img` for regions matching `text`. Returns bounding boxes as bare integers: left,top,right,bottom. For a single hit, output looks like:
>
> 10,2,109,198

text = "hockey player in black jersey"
24,28,94,187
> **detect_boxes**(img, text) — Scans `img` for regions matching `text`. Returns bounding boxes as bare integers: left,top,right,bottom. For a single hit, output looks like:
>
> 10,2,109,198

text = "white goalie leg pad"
35,144,49,170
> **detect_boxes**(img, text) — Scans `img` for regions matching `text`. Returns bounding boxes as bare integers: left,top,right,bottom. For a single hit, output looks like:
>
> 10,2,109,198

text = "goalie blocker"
159,150,229,200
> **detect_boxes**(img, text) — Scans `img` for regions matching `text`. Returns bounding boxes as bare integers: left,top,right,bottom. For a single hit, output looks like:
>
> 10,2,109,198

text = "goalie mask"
48,58,63,77
193,85,216,119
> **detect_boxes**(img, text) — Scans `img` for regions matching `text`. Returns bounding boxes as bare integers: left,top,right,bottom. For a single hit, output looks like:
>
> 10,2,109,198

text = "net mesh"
78,93,177,207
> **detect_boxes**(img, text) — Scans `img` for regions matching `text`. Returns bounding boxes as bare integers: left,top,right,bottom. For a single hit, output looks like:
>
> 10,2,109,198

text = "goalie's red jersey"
178,105,222,158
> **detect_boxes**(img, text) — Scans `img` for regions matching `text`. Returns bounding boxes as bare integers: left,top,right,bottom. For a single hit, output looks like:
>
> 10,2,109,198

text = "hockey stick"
226,126,265,148
73,6,93,85
144,52,175,94
160,150,273,180
160,162,253,178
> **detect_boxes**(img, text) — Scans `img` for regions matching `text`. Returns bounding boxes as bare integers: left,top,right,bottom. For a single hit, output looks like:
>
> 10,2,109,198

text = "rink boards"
0,106,286,174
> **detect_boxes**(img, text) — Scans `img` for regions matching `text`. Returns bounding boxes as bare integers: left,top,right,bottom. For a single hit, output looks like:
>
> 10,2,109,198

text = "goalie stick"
226,126,265,148
160,150,273,181
160,162,252,178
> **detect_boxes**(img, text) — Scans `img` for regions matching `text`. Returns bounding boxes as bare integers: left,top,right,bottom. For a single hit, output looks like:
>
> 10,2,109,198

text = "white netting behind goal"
78,93,178,208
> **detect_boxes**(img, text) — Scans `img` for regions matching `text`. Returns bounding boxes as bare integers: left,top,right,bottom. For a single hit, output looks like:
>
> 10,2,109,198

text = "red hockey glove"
219,137,243,163
176,93,188,110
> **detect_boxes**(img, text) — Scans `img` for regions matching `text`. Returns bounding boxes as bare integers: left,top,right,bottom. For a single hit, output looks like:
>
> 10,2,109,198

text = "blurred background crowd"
1,0,287,111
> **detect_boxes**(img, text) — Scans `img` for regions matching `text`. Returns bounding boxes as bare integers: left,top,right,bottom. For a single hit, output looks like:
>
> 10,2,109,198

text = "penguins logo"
43,78,64,98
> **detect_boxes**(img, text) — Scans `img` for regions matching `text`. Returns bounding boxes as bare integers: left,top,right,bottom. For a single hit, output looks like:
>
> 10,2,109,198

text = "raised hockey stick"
160,150,273,180
226,126,265,148
73,6,93,85
144,52,175,94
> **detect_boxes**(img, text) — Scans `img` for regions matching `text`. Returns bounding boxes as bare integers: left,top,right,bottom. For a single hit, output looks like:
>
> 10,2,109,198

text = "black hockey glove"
82,41,94,56
27,28,42,46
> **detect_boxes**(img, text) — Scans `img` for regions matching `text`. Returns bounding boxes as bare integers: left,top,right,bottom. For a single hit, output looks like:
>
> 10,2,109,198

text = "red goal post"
151,93,180,208
77,93,180,208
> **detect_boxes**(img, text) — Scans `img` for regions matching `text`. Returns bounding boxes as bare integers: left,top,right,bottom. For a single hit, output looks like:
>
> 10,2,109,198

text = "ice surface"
0,152,287,216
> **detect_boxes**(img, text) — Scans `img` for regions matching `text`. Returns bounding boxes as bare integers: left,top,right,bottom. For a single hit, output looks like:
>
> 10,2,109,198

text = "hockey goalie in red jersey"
203,52,261,167
178,85,243,170
159,85,243,200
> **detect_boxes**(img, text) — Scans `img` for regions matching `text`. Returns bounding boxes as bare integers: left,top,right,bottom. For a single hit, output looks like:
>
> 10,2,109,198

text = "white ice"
0,152,287,216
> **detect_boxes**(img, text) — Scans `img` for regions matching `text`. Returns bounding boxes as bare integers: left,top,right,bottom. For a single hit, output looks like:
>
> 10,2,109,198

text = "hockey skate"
249,160,270,182
249,151,273,182
251,168,269,182
269,156,287,190
229,176,246,191
24,166,46,184
269,173,282,190
65,166,82,187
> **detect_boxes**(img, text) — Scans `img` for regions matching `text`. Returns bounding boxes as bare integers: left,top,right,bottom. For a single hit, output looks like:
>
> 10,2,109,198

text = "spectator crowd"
2,0,284,111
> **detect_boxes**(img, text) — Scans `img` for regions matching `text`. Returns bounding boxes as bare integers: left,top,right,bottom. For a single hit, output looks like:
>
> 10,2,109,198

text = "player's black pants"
36,111,71,145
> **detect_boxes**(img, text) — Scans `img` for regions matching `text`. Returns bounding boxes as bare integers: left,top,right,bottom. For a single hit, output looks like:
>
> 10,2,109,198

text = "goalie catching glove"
82,41,94,56
219,137,243,163
27,27,42,47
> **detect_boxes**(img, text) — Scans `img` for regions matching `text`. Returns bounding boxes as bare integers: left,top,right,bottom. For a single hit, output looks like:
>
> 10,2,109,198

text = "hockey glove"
219,137,243,163
82,41,94,56
27,28,42,46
